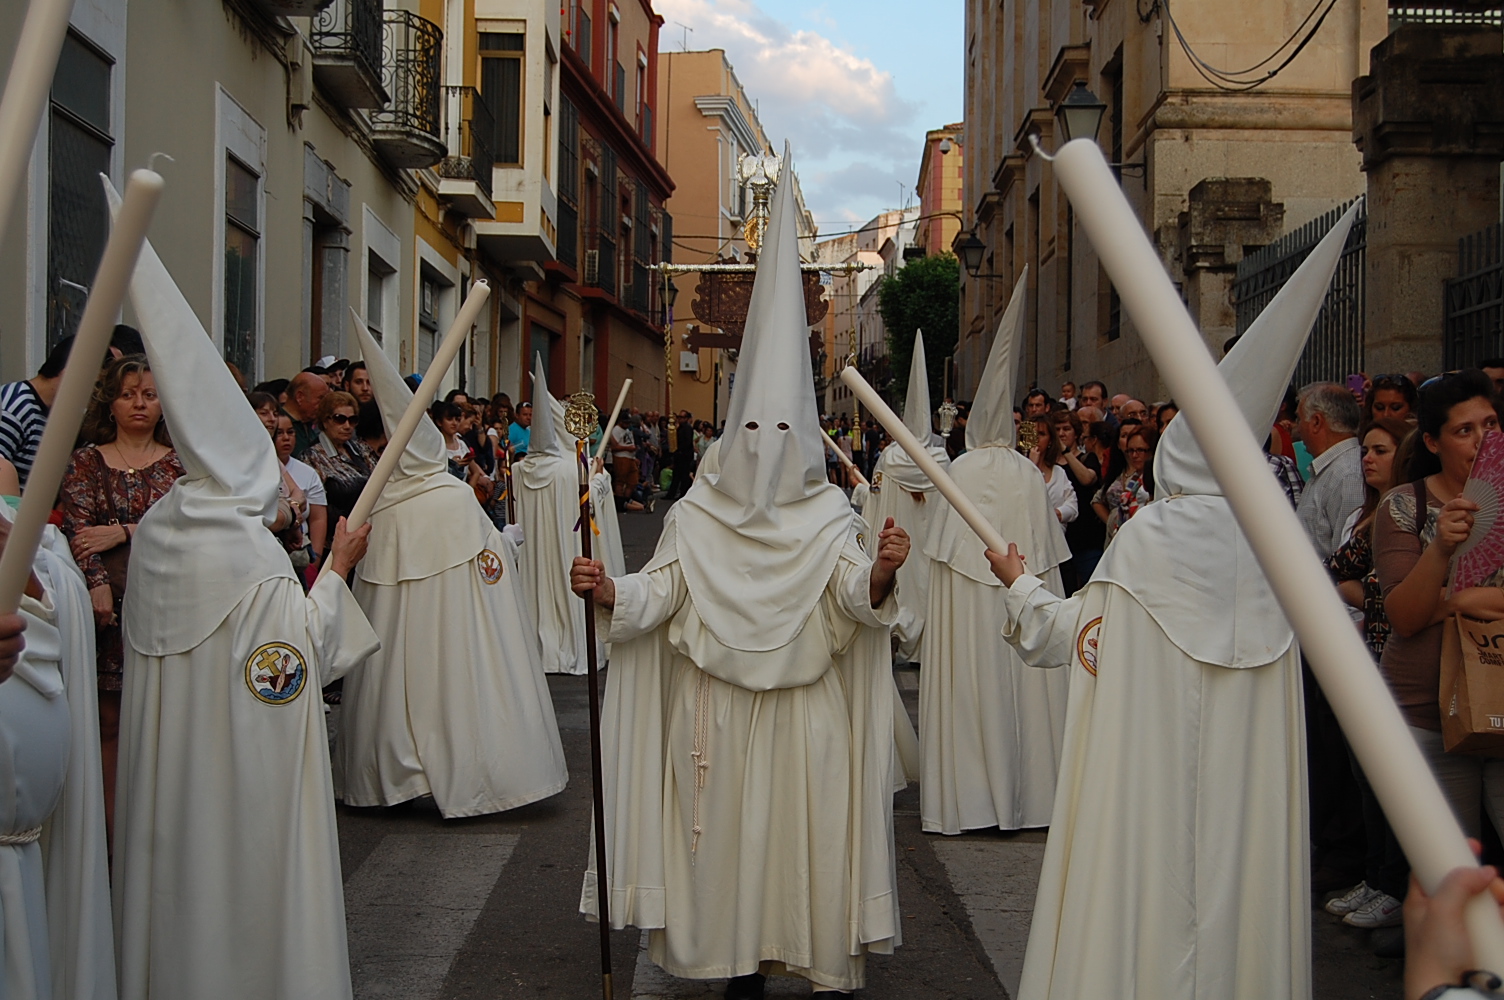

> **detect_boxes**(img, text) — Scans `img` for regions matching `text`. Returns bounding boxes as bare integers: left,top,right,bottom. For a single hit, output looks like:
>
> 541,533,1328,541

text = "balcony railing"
370,9,445,169
438,86,494,208
311,0,386,109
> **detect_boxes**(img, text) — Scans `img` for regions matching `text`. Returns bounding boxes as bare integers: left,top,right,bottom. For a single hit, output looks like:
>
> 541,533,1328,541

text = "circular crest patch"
855,531,867,552
477,548,504,584
245,642,308,705
1076,617,1103,677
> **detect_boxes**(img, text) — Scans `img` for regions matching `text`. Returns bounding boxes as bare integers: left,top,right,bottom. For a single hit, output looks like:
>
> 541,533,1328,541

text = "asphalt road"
334,497,1407,999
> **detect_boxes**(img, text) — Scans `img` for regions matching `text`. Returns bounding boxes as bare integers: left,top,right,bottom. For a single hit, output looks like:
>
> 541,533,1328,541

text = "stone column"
1354,26,1504,374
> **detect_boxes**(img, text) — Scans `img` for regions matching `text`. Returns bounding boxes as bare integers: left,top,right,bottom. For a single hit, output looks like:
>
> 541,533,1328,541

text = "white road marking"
931,836,1047,998
345,833,519,999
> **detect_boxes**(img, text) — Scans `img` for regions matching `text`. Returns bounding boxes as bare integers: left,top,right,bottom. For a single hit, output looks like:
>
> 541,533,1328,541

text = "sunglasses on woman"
326,413,356,426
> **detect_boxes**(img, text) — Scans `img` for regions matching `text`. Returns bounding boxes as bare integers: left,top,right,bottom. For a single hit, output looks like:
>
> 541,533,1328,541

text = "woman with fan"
1374,370,1504,881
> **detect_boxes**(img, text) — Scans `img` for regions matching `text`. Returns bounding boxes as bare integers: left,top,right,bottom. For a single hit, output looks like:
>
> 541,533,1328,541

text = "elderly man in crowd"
1120,398,1149,424
1294,380,1369,901
281,371,330,458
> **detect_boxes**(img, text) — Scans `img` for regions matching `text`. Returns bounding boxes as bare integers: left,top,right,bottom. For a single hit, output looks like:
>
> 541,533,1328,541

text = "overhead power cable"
1160,0,1341,92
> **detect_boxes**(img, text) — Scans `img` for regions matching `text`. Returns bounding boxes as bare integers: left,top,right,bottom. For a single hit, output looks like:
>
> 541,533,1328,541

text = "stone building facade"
957,0,1390,403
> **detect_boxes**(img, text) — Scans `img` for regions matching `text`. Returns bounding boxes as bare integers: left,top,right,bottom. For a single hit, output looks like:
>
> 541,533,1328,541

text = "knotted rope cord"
0,827,41,846
690,668,712,858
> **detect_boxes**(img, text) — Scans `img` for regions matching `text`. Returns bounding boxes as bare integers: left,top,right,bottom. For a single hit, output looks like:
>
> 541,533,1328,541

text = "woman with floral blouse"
60,355,184,847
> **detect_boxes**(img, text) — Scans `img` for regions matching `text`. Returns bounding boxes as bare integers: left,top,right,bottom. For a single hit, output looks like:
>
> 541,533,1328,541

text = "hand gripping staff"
565,390,615,1000
1043,136,1504,969
321,282,491,582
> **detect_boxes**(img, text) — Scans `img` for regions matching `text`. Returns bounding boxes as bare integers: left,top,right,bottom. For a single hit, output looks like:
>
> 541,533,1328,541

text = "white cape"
581,508,903,991
342,524,567,818
114,575,379,1000
0,524,115,1000
919,445,1071,834
1002,574,1309,1000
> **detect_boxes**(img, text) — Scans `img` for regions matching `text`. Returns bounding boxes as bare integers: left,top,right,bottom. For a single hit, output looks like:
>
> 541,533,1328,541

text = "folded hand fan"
1453,430,1504,590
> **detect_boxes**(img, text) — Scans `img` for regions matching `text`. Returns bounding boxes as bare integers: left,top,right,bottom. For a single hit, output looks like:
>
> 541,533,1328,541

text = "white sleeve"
1053,469,1078,524
1000,574,1079,670
306,572,381,683
834,549,899,629
603,560,686,643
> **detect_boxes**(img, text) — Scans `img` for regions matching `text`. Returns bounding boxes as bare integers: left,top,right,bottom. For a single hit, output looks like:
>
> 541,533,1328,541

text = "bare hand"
570,557,615,609
71,523,127,561
326,518,371,579
1434,497,1479,558
89,583,115,627
0,613,26,683
869,517,909,605
985,543,1028,588
1403,839,1504,1000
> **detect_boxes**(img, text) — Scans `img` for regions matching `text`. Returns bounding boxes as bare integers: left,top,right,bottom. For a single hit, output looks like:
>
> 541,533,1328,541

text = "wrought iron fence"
438,86,494,202
371,10,442,141
311,0,382,85
1232,198,1367,386
1445,223,1504,368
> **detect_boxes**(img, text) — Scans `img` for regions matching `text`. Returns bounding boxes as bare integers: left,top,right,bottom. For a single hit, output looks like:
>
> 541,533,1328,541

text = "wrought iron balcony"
437,86,495,217
311,0,386,109
251,0,332,14
370,10,445,169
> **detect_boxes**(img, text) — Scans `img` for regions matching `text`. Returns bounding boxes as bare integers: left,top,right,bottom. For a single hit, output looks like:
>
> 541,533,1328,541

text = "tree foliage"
878,253,960,409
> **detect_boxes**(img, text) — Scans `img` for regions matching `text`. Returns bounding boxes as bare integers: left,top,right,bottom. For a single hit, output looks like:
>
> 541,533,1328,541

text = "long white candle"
821,427,868,487
841,367,1005,553
321,282,491,579
1050,137,1504,966
593,379,633,465
0,0,76,250
0,168,162,614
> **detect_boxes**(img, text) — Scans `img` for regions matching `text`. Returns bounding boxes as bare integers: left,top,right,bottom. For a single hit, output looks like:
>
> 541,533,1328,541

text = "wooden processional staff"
564,389,615,1000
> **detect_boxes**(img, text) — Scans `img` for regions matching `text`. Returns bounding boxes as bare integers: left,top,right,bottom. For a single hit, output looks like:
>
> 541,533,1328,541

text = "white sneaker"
1324,881,1378,916
1343,891,1403,928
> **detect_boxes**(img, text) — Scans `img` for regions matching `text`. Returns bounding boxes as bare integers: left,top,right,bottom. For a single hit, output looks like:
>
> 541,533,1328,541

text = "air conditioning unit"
679,351,699,373
583,250,600,284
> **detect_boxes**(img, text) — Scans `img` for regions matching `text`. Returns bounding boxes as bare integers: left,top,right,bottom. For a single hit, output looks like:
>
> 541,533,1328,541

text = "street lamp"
956,231,987,277
1056,80,1106,145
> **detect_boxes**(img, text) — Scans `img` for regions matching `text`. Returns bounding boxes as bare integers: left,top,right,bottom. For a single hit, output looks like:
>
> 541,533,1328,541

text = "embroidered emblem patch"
871,470,883,493
856,532,867,552
1076,617,1103,677
477,548,504,584
245,642,308,705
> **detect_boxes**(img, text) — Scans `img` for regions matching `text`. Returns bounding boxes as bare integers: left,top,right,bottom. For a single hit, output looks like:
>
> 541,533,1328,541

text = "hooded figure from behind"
918,267,1073,836
573,146,911,994
994,202,1359,1000
105,180,381,1000
335,313,567,819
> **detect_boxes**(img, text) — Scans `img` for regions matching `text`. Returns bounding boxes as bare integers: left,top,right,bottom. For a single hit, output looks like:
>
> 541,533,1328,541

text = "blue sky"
653,0,964,232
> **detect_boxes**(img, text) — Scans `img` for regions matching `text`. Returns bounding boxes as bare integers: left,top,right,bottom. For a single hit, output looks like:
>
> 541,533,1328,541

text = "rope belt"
0,827,42,846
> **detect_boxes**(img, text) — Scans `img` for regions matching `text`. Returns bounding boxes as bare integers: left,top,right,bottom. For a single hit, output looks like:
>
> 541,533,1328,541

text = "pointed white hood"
105,180,296,656
352,313,489,585
1091,202,1360,668
521,354,574,490
674,145,856,656
879,330,949,493
923,268,1069,587
966,269,1029,451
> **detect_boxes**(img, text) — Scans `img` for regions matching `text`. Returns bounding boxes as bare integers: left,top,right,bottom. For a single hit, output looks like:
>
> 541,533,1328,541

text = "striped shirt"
0,381,47,487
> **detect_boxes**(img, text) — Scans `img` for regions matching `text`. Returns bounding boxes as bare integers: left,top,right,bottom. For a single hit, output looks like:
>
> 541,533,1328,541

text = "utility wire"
1160,0,1341,92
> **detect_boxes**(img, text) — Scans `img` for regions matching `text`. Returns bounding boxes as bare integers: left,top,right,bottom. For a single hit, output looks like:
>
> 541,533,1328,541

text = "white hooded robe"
337,318,567,818
107,188,380,1000
919,271,1072,835
1001,203,1357,1000
580,147,905,992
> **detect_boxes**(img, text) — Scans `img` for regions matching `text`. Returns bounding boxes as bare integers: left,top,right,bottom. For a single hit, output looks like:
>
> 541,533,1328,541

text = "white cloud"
655,0,921,225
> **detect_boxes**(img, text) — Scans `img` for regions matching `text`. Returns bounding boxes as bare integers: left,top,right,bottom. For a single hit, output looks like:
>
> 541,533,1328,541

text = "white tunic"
1002,575,1310,1000
114,575,379,1000
341,528,567,818
919,445,1071,834
0,525,114,1000
861,449,943,664
581,511,902,992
